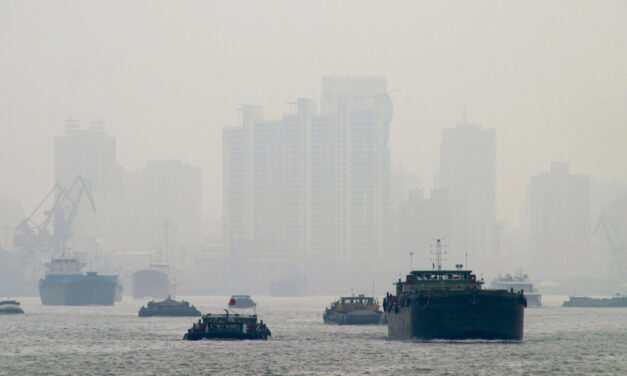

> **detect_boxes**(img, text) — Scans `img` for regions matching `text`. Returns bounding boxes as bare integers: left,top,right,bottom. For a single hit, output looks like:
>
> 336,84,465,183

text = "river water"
1,295,625,375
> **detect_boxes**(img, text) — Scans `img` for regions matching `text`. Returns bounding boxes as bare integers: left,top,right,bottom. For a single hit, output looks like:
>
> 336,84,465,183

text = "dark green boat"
138,296,201,317
183,312,271,340
0,299,24,314
385,240,525,340
563,295,627,307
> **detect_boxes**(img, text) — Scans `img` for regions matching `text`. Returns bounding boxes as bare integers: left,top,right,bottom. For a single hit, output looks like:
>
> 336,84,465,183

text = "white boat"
492,271,542,307
228,295,256,309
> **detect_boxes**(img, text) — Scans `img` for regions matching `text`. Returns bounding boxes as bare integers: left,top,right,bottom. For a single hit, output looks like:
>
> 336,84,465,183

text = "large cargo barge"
39,257,117,306
385,240,525,340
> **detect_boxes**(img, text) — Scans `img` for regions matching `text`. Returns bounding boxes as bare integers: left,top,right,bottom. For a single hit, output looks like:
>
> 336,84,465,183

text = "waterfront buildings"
223,76,392,266
53,120,202,265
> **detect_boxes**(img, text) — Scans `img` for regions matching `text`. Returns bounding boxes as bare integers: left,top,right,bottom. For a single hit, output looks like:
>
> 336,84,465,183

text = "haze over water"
1,2,626,375
1,296,626,375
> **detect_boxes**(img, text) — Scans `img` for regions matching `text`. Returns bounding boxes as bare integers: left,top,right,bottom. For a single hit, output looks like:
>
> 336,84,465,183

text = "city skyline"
2,1,625,231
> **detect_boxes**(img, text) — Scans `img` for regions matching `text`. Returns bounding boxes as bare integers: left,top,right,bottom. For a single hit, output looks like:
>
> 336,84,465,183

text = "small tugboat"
138,296,201,317
228,295,256,309
183,311,271,340
563,294,627,307
0,299,24,314
323,294,386,325
386,239,525,340
492,271,542,307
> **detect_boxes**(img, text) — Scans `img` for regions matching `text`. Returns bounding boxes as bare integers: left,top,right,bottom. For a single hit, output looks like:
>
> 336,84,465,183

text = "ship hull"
39,276,117,306
388,290,525,340
139,308,201,317
132,270,170,300
563,296,627,307
525,293,541,307
0,308,24,314
323,310,385,325
184,332,269,341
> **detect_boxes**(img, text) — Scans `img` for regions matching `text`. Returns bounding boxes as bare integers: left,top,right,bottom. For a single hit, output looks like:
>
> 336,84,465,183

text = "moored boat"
0,299,24,314
323,294,386,325
39,257,117,306
563,295,627,307
183,311,271,340
138,296,201,317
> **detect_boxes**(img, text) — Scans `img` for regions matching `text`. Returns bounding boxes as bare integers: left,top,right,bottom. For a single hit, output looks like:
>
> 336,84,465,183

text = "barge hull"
39,278,116,306
388,291,524,340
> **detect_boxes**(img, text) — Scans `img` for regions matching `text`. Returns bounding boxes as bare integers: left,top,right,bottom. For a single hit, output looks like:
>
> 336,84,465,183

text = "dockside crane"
13,176,96,254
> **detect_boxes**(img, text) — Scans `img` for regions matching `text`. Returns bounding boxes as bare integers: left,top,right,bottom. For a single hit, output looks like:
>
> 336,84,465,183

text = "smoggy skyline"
1,0,625,228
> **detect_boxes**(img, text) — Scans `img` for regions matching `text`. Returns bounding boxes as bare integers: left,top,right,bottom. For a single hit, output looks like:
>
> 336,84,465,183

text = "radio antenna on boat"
431,238,446,271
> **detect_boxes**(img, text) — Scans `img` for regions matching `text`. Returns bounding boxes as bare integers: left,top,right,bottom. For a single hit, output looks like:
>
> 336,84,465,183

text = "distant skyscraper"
439,117,496,268
222,76,392,266
54,119,117,193
54,119,117,252
526,162,591,277
141,160,202,268
320,76,392,264
54,120,203,260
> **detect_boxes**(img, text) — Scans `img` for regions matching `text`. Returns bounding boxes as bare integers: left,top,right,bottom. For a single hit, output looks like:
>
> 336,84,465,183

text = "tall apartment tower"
222,76,392,266
54,119,117,193
142,160,203,268
439,118,496,269
320,76,392,264
526,162,591,278
54,119,118,252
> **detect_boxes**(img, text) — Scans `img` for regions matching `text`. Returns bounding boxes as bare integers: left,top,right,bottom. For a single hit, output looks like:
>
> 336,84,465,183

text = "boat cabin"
395,270,482,295
340,295,375,306
45,258,85,275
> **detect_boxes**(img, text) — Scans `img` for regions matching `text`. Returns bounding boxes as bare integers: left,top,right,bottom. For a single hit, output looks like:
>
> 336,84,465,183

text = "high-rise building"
222,76,392,266
439,118,496,269
141,160,203,268
54,119,117,193
54,119,117,252
321,76,393,264
526,162,591,277
395,188,466,268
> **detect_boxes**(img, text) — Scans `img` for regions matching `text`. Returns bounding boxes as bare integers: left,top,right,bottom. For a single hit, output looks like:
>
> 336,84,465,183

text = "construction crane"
593,211,626,280
14,176,96,254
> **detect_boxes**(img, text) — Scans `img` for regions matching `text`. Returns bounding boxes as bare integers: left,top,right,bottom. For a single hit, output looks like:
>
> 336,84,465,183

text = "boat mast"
436,238,442,271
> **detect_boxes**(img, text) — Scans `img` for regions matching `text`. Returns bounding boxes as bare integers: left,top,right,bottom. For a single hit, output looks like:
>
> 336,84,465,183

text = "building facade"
439,120,496,270
526,162,591,278
223,76,392,266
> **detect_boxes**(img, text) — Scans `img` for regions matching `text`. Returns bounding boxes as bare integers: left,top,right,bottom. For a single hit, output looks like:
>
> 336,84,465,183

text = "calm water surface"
1,296,625,375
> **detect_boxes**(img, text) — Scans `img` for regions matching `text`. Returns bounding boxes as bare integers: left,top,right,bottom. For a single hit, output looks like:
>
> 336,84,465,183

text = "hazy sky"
1,0,625,227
